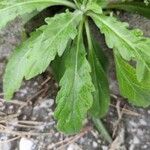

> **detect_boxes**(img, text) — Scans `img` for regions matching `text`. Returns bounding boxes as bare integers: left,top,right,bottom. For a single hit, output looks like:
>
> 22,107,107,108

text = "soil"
0,5,150,150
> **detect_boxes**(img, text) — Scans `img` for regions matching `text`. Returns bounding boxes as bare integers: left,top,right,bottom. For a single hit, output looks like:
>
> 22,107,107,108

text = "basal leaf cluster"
0,0,150,134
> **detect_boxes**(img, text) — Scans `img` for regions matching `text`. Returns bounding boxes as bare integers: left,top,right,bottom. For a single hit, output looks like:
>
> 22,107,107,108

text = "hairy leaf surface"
115,53,150,107
90,13,150,81
54,29,94,134
4,11,82,99
0,0,74,29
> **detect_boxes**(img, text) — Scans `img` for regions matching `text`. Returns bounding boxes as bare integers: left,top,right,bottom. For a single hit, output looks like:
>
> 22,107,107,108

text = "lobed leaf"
89,13,150,82
115,53,150,107
51,41,72,82
4,11,82,99
54,27,94,134
0,0,75,29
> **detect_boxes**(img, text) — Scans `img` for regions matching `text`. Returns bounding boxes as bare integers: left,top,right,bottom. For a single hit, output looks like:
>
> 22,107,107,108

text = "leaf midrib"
4,11,81,98
61,23,84,129
91,14,150,72
26,11,81,76
116,57,147,101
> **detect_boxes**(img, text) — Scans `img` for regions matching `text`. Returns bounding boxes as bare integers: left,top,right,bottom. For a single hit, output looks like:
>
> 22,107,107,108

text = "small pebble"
67,144,81,150
19,138,34,150
133,136,140,144
92,141,98,148
143,145,148,149
139,119,147,126
102,145,108,150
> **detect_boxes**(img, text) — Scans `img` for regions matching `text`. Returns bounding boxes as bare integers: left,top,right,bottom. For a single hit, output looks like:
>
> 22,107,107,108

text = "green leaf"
85,19,109,118
89,13,150,81
107,1,150,19
0,0,75,29
54,24,94,134
21,10,39,24
51,41,72,82
136,61,147,82
88,46,110,118
92,117,112,143
86,2,102,14
94,0,108,8
4,11,82,99
115,53,150,107
136,60,150,85
92,37,108,72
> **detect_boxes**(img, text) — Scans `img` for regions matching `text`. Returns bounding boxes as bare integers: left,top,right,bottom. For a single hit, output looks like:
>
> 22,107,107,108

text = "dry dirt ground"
0,7,150,150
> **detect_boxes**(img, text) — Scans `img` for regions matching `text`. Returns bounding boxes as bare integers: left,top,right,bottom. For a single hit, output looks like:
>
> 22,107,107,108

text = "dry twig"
0,136,21,144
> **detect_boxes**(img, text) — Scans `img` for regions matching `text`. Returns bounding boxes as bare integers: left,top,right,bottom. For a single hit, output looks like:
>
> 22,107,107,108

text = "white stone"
129,144,135,150
143,145,148,149
139,119,147,126
148,110,150,114
102,146,108,150
92,141,98,148
0,135,11,150
19,138,34,150
67,144,81,150
129,121,137,127
133,136,140,144
137,129,143,136
40,99,54,108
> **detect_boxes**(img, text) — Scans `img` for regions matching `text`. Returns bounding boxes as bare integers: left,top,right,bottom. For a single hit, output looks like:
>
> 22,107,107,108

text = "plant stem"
88,0,92,4
73,0,80,8
92,117,112,143
85,19,93,55
59,1,76,9
85,19,112,144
